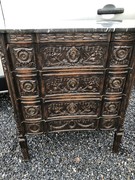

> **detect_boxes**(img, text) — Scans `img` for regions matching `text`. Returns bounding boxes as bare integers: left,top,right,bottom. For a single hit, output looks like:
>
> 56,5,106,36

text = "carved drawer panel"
7,33,35,43
22,121,44,134
112,32,135,42
38,43,109,69
47,118,99,132
42,71,105,96
105,70,128,95
108,43,133,68
20,100,42,121
14,73,39,98
102,96,123,117
44,98,101,120
99,117,120,130
37,32,110,42
8,44,37,70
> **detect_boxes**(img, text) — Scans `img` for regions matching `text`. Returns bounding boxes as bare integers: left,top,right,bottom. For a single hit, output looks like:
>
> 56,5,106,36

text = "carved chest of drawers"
0,29,135,160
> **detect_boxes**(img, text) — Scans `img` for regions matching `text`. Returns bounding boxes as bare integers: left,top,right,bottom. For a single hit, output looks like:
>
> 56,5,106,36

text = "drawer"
111,32,135,42
14,73,39,98
47,117,99,132
41,70,105,97
105,70,128,95
108,42,134,68
19,100,42,121
44,97,101,120
8,44,37,70
7,33,35,43
22,121,44,134
99,117,120,130
37,32,110,43
38,43,109,69
102,96,123,117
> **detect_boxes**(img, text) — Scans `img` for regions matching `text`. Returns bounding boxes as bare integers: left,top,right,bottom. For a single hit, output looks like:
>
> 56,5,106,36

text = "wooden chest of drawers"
0,30,135,160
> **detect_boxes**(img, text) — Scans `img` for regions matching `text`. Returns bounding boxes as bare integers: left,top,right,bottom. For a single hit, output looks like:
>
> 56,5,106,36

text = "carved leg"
112,130,124,153
19,135,30,161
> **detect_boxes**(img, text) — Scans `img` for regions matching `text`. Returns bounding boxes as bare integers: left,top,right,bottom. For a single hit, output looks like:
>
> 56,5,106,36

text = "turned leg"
19,135,30,161
112,130,124,153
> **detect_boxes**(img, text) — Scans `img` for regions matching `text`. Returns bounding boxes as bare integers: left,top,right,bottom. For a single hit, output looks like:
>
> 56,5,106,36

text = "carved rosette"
67,46,80,63
25,122,43,134
45,75,103,95
106,76,125,93
100,118,116,129
110,46,132,67
47,100,99,118
19,80,38,96
13,48,36,68
49,118,98,131
24,105,41,119
102,101,120,116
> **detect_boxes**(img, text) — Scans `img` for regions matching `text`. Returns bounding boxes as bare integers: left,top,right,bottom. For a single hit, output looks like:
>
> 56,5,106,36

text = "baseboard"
0,76,8,92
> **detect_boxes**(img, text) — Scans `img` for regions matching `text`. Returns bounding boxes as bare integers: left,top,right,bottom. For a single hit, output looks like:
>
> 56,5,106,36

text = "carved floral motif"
100,118,116,129
45,75,103,95
46,100,100,118
41,45,107,67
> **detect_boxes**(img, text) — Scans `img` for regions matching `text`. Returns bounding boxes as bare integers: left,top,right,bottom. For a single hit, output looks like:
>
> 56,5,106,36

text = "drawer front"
99,117,119,130
108,43,133,68
38,43,109,69
37,32,110,43
8,44,37,70
102,96,123,117
22,121,44,134
14,73,39,98
111,32,135,42
20,100,42,121
47,118,99,132
44,98,101,120
105,70,128,95
42,71,105,96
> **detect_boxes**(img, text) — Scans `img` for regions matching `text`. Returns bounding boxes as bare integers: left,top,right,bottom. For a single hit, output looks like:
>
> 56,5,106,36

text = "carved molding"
100,118,116,129
46,100,100,118
45,75,103,95
8,34,33,43
41,45,107,68
49,118,98,131
24,122,43,133
39,33,109,42
0,43,7,71
113,33,135,41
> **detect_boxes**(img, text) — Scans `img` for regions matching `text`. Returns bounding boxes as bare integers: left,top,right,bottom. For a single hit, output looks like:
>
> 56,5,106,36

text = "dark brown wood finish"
0,30,135,160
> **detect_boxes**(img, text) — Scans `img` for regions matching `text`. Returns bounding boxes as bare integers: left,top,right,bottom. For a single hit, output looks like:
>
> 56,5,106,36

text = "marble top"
0,0,135,31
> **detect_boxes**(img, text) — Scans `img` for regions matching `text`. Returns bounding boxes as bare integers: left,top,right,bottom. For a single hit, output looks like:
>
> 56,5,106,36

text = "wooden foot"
112,131,124,153
19,136,30,161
